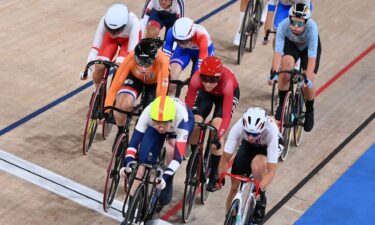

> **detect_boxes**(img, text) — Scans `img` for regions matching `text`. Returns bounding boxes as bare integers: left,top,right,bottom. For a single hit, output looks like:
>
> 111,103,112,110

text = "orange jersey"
105,50,170,108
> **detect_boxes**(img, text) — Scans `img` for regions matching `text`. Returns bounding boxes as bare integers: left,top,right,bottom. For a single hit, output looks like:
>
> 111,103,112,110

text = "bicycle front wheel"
123,183,147,225
280,92,293,162
224,199,240,225
201,134,212,204
293,89,305,146
182,148,199,223
82,81,105,155
270,81,278,115
237,0,253,64
103,133,127,211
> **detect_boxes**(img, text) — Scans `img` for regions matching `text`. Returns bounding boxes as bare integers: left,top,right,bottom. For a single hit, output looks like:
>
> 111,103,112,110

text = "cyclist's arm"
162,28,175,57
261,124,279,189
264,0,276,33
184,71,201,108
306,21,319,77
197,34,209,67
104,55,132,109
91,16,106,52
155,51,170,96
127,13,142,54
218,81,236,139
272,20,288,70
124,106,151,165
259,163,277,190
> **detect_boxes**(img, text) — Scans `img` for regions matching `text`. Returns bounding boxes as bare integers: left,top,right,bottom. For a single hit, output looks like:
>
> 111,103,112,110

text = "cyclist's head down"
104,4,129,36
288,3,311,33
172,17,195,46
199,56,223,91
150,96,176,133
242,107,267,142
134,39,158,74
159,0,173,9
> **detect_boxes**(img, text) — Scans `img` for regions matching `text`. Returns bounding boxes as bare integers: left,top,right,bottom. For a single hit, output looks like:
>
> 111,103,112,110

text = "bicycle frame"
219,172,260,225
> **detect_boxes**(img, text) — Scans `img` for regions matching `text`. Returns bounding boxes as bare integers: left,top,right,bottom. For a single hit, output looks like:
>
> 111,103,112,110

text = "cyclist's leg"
233,0,250,46
300,36,321,132
227,140,254,210
145,9,163,39
94,33,118,89
168,47,190,95
275,38,299,120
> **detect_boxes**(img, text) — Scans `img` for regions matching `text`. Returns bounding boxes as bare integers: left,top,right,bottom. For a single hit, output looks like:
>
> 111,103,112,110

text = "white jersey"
224,117,281,164
91,12,141,54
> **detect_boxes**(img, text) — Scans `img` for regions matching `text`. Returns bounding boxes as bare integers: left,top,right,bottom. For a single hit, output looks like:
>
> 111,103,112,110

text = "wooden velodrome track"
0,0,374,225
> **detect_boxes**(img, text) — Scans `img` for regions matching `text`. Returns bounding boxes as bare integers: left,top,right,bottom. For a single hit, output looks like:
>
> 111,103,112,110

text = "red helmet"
199,56,223,77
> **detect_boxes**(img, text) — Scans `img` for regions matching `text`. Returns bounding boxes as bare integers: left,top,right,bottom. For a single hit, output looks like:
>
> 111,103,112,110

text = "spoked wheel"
279,93,292,162
249,0,261,52
224,199,240,225
237,0,253,64
271,81,278,115
200,135,212,204
123,183,147,225
293,90,305,146
82,81,105,155
103,133,127,211
182,149,199,223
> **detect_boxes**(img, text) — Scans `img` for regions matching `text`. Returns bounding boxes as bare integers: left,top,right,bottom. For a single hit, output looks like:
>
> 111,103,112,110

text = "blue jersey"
275,18,319,58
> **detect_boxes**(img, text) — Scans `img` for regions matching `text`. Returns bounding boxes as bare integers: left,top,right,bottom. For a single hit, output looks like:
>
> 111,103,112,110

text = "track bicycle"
219,172,260,225
271,69,308,161
121,151,166,225
182,122,219,223
102,105,144,212
82,60,118,155
237,0,264,64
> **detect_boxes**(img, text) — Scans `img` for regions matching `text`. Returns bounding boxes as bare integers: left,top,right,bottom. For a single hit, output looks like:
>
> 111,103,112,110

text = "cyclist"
163,17,215,95
121,96,194,212
233,0,268,46
264,0,312,46
103,39,170,141
185,56,240,192
140,0,185,38
217,107,283,224
80,3,142,90
268,3,321,132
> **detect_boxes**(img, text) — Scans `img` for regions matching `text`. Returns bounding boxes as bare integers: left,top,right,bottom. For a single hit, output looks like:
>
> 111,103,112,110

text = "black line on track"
0,157,122,213
263,111,375,223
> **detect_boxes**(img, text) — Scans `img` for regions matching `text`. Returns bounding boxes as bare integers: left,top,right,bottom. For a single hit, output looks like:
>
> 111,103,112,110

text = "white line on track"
0,149,172,225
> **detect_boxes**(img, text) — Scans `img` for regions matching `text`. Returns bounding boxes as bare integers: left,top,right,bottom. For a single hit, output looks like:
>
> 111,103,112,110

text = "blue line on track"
0,0,238,136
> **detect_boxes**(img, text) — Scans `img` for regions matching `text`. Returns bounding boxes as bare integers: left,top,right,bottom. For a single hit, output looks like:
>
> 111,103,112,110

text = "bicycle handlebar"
264,29,276,42
82,60,119,79
271,69,308,84
104,106,142,117
195,122,219,137
218,172,260,196
169,78,191,86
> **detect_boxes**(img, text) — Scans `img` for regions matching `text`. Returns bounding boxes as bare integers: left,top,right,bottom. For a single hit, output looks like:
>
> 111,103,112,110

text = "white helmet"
242,107,268,134
289,3,311,20
172,17,196,41
104,3,128,34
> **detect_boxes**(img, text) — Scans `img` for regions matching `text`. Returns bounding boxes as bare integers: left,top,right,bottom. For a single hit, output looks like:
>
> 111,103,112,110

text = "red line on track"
161,42,375,221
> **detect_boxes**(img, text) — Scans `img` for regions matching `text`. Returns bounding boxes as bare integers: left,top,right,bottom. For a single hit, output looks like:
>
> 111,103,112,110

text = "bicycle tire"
244,193,257,225
123,183,147,225
293,89,305,146
270,81,278,115
249,0,261,52
224,199,240,225
279,92,292,162
82,81,105,155
200,133,212,204
103,133,127,211
237,0,253,64
182,148,199,223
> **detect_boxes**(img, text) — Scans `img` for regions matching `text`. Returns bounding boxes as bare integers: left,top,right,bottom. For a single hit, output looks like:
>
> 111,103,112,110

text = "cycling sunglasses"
290,19,306,28
244,130,261,138
200,75,220,83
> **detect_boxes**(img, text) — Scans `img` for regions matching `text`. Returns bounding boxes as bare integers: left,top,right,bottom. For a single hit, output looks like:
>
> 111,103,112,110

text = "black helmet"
134,39,158,66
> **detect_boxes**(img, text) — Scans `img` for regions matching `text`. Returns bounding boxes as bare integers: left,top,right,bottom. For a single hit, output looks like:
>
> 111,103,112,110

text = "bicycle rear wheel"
224,199,240,225
182,149,199,223
249,0,261,52
293,89,305,146
82,81,105,155
270,81,278,115
237,0,253,64
123,183,147,225
103,133,127,211
279,92,292,161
